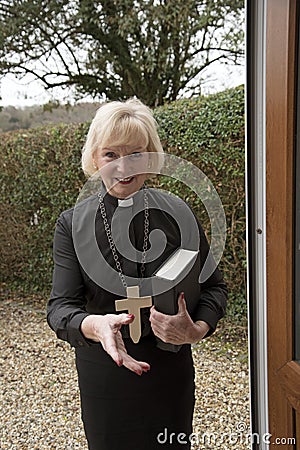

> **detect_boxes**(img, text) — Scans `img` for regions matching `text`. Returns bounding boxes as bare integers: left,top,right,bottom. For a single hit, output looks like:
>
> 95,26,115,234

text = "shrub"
0,123,88,293
0,87,245,321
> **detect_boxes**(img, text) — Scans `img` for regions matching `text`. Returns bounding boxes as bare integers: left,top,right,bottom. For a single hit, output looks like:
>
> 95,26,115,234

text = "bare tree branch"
0,0,244,106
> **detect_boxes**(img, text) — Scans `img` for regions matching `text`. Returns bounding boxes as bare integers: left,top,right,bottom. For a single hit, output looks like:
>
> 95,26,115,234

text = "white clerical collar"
118,197,134,207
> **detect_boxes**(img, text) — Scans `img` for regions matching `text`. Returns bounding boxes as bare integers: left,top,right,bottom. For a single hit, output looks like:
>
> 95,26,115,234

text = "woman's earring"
93,160,98,169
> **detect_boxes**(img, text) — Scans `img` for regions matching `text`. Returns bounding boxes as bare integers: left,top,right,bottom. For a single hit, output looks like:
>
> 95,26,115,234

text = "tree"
0,0,244,106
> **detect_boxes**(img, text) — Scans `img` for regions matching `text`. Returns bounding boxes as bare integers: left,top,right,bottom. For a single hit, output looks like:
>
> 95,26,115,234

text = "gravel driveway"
0,294,250,450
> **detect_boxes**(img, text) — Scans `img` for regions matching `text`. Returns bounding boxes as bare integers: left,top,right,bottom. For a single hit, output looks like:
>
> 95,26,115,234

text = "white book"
155,248,198,281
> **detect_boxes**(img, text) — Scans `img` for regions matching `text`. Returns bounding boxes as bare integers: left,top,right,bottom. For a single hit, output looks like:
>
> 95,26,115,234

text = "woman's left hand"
149,292,210,345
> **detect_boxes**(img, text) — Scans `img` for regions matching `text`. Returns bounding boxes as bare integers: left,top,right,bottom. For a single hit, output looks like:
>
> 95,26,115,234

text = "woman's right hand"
80,313,150,376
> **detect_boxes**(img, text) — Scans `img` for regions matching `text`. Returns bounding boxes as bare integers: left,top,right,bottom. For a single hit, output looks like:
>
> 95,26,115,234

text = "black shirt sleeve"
47,211,91,348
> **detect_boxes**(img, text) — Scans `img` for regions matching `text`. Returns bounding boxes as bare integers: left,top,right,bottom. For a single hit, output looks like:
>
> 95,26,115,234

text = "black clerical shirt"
47,187,227,348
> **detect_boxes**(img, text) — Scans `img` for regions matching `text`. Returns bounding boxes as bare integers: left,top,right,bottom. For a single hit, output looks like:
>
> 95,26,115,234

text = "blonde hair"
82,99,164,177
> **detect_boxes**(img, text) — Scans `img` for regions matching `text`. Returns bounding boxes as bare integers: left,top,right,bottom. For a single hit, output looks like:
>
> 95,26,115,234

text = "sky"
0,62,245,108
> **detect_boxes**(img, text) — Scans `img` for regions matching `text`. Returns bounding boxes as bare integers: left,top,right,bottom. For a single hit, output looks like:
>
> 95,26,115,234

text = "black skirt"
75,335,195,450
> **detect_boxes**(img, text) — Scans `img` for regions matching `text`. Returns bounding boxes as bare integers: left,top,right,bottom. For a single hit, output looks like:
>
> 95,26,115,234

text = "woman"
47,99,227,450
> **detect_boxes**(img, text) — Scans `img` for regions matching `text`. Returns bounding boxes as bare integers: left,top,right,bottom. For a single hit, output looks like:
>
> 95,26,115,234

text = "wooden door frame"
265,0,298,442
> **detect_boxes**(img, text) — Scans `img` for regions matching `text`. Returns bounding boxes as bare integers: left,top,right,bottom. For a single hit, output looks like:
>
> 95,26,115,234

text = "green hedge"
0,87,245,321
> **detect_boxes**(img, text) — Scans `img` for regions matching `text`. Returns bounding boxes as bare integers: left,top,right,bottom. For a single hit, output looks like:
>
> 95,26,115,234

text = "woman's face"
93,139,149,199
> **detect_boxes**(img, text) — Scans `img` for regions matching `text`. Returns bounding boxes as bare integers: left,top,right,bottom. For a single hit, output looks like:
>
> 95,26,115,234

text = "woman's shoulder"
147,187,191,211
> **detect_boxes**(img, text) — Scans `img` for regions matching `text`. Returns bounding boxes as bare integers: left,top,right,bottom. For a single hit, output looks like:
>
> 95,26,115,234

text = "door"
266,0,299,446
247,0,299,447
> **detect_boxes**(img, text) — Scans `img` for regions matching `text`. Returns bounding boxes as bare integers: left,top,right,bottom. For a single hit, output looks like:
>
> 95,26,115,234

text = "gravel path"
0,295,250,450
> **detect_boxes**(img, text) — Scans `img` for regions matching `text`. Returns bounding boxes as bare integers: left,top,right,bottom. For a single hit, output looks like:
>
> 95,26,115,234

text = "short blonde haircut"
82,99,164,177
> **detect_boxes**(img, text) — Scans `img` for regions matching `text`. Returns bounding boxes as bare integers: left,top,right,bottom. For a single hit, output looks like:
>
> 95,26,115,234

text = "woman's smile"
93,143,149,198
116,176,134,184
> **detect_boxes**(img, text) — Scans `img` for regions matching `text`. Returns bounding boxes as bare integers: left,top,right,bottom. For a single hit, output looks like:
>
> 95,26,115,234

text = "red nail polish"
181,292,185,299
127,314,135,319
135,369,142,376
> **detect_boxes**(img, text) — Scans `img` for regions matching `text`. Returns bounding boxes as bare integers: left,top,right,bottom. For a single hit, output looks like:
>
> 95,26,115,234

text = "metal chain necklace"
97,186,150,289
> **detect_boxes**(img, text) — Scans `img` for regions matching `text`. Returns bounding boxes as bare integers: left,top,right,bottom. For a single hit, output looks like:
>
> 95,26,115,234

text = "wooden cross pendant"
115,286,152,344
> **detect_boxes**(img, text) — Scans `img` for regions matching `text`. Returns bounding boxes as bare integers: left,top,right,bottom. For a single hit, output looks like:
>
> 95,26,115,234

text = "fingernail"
181,292,185,299
135,369,142,376
127,314,135,319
